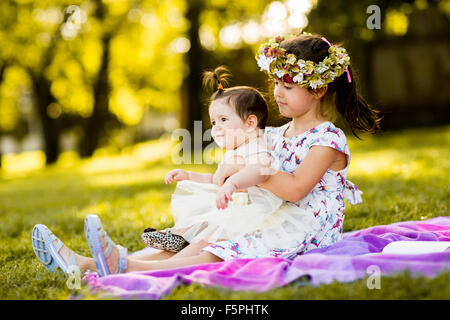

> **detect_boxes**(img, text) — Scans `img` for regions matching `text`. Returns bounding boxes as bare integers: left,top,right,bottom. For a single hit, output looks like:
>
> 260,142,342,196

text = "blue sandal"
31,224,81,277
84,214,128,277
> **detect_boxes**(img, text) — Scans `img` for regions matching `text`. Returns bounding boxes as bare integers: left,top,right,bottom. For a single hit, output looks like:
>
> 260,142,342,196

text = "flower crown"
255,35,351,89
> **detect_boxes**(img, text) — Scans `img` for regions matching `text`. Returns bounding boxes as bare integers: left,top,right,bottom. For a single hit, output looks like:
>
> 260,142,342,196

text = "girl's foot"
31,224,93,275
84,215,128,277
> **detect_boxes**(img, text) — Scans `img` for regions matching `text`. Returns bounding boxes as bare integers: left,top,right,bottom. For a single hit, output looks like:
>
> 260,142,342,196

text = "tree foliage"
0,0,188,163
0,0,276,164
1,0,447,165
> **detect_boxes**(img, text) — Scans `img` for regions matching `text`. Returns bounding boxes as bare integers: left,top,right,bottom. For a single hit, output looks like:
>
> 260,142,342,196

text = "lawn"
0,125,449,300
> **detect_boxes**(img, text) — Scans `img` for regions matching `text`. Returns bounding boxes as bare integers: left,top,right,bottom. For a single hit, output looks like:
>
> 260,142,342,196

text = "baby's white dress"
170,134,298,246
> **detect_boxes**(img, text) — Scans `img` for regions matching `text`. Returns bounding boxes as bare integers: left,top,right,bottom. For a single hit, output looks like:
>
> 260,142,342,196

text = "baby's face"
209,100,251,150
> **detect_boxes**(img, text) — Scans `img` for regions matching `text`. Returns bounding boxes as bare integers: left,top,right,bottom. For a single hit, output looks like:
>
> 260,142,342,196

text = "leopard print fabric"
141,228,189,253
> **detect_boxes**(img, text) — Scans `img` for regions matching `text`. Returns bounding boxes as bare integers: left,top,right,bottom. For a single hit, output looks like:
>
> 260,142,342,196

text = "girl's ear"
311,86,328,100
246,114,258,130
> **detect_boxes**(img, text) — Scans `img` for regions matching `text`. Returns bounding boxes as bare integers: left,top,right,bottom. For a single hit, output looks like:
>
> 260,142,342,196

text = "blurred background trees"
0,0,448,167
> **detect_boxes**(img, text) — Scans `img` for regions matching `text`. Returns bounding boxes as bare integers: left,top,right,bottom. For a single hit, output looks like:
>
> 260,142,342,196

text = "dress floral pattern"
203,121,362,260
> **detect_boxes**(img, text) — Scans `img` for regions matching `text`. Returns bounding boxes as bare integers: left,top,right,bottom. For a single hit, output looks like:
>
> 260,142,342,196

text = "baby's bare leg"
169,227,188,235
129,250,176,261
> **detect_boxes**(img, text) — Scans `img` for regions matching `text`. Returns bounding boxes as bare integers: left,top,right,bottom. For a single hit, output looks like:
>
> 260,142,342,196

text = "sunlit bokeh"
385,9,409,36
241,21,261,44
110,87,144,126
267,2,288,20
218,0,316,49
166,6,185,29
219,24,242,49
199,24,218,50
287,11,309,29
1,151,46,176
170,37,191,53
32,6,63,26
60,5,87,40
140,12,157,28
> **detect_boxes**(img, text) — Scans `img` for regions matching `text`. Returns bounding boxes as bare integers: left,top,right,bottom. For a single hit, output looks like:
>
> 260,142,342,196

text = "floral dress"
203,121,362,260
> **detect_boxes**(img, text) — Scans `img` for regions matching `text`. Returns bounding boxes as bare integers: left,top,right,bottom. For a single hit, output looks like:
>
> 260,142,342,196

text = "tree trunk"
0,62,7,169
79,33,112,158
180,0,204,135
31,74,60,165
25,17,64,165
79,0,125,158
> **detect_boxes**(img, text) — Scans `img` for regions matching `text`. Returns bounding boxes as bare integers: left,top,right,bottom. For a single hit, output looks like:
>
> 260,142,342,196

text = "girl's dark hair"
280,34,382,138
202,66,269,129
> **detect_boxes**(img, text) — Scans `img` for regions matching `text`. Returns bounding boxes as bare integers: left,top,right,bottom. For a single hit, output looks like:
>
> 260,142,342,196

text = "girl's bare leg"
83,225,223,273
82,243,217,273
57,246,177,273
54,244,97,273
125,251,223,273
56,237,216,273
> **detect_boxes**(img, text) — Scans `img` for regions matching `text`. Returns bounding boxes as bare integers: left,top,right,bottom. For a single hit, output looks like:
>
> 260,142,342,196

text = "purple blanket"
84,217,450,299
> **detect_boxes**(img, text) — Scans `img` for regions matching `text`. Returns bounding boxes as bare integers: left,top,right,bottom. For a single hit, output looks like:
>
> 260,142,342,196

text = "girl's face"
209,100,253,150
273,78,318,119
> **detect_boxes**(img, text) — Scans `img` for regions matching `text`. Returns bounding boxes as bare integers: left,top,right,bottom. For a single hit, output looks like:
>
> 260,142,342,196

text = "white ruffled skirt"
170,180,320,249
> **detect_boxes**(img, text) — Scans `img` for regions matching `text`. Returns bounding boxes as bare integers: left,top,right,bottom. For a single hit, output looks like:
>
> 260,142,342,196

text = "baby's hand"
216,181,237,210
165,169,189,184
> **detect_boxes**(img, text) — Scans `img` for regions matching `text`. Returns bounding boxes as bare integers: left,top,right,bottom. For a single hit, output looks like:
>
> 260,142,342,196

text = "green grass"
0,125,449,300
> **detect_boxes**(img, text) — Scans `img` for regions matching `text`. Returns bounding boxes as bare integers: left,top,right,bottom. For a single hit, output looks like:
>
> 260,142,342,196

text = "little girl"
142,66,282,251
31,33,381,278
201,33,381,260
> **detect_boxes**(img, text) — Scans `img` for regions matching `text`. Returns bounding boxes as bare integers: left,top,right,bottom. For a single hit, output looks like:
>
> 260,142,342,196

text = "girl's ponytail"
333,66,382,138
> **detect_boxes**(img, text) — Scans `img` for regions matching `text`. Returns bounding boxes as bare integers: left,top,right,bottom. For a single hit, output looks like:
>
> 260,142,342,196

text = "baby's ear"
246,114,258,130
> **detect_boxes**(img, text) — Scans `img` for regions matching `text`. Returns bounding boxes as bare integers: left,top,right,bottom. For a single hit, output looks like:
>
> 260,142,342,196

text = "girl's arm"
225,153,272,190
212,154,245,186
216,153,272,209
258,146,342,202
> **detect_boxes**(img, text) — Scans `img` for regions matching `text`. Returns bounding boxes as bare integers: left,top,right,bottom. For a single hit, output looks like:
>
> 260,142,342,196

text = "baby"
142,66,279,252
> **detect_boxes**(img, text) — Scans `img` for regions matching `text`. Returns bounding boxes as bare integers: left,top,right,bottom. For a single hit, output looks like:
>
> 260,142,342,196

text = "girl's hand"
165,169,190,184
216,181,237,210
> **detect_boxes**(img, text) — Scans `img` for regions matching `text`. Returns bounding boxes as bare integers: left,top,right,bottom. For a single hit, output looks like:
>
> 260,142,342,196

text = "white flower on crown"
257,54,275,73
297,59,306,69
274,68,285,78
329,71,336,81
310,78,324,89
316,62,329,74
292,72,304,83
